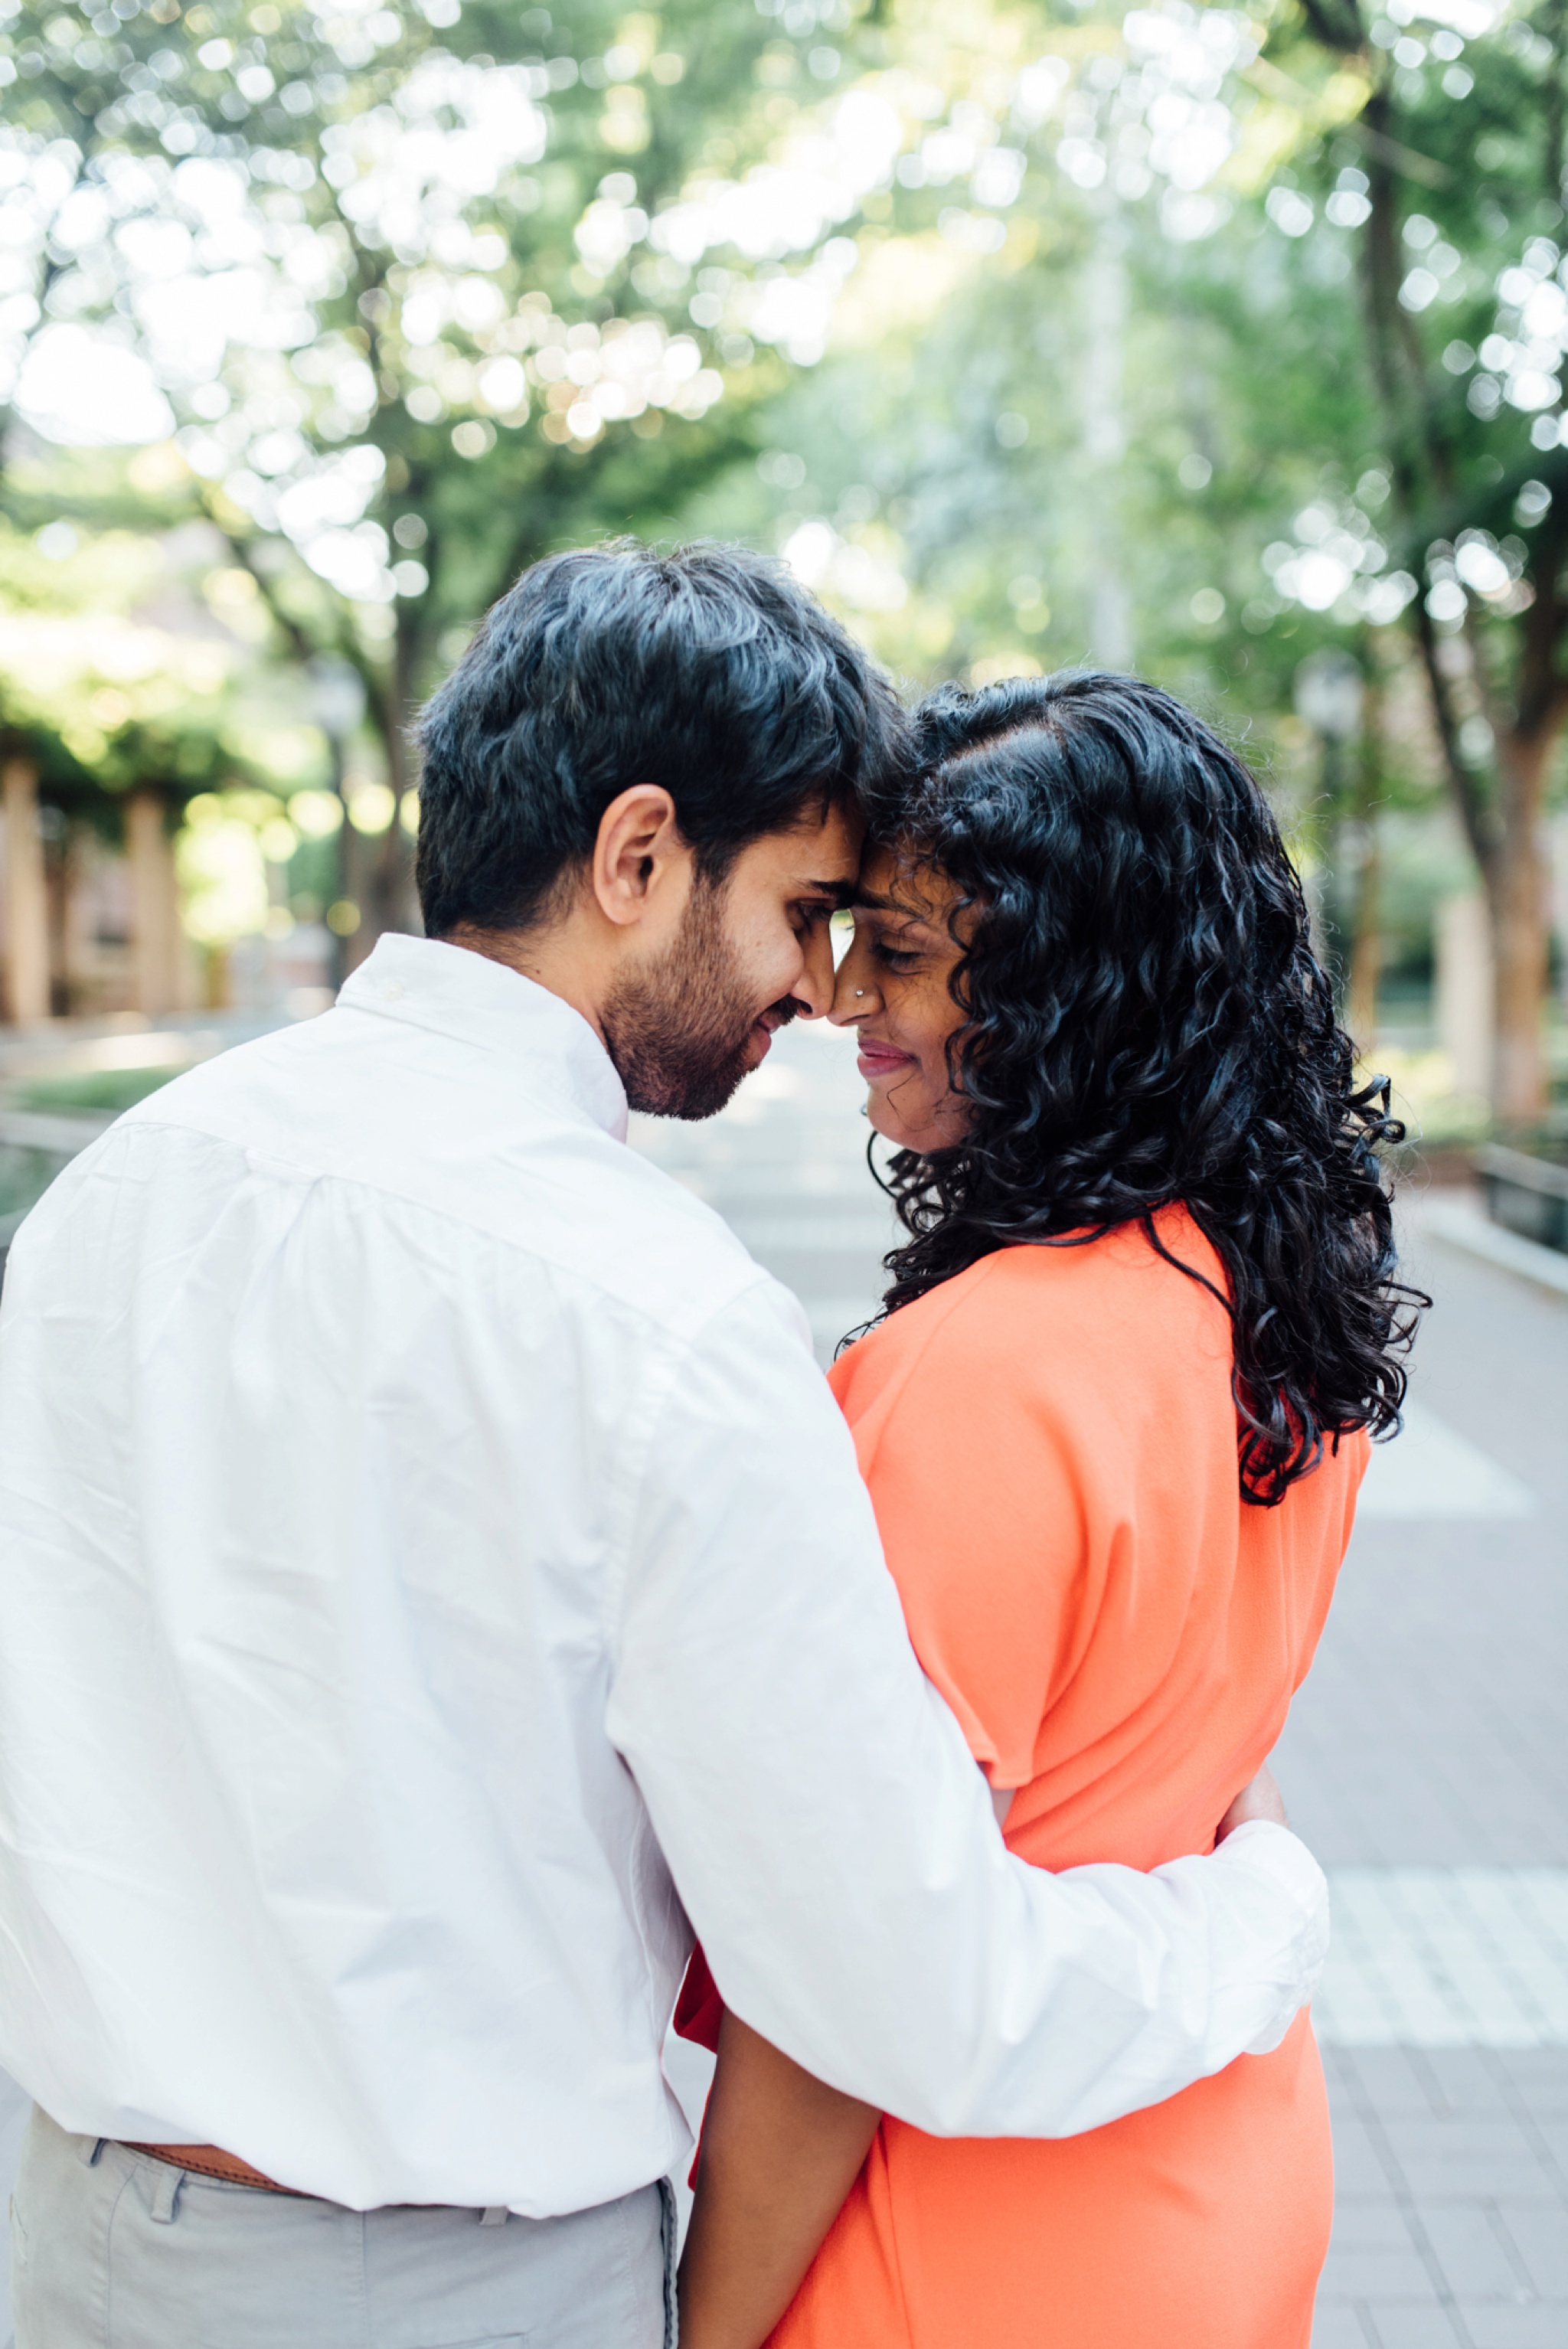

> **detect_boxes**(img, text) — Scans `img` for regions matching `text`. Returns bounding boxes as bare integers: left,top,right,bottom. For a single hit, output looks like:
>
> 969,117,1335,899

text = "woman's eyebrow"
852,890,934,920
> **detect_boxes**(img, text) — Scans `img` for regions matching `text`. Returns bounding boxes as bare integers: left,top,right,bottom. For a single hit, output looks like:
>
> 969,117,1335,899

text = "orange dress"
768,1210,1364,2349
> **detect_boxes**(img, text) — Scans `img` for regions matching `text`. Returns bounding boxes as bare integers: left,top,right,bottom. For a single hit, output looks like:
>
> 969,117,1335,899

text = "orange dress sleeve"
827,1224,1243,1806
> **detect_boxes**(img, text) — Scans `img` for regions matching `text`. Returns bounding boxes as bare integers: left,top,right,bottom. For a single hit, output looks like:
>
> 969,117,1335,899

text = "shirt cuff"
1211,1820,1331,2053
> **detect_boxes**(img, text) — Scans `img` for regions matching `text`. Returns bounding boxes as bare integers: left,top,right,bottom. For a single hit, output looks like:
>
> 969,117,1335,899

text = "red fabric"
675,1944,724,2187
675,1942,724,2054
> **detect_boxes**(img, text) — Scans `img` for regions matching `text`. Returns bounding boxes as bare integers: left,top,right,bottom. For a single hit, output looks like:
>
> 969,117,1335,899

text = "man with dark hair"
416,541,906,1119
0,543,1325,2348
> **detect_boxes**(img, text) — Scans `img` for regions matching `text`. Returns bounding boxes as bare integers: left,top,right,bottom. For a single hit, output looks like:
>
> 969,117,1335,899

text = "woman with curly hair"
677,671,1423,2349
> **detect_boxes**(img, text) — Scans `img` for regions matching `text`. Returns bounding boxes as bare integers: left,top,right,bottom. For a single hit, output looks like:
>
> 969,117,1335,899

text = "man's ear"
590,786,690,930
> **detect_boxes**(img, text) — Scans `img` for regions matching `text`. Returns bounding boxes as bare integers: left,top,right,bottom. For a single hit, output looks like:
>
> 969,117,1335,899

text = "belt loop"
149,2163,183,2225
78,2137,104,2168
479,2206,508,2226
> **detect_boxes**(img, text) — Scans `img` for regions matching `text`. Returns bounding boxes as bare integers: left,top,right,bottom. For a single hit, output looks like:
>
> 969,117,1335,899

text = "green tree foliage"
1251,0,1568,1120
0,0,867,935
2,0,1563,1099
725,0,1564,1122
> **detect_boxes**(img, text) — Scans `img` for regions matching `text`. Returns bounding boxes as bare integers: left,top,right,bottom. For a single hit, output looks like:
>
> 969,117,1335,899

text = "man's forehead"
788,795,863,838
764,799,864,884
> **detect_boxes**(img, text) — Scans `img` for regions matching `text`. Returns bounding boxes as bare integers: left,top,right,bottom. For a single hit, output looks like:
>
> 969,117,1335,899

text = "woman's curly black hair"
867,669,1426,1505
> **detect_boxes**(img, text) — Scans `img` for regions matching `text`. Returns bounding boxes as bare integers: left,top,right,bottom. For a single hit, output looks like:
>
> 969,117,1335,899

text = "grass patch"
18,1065,188,1116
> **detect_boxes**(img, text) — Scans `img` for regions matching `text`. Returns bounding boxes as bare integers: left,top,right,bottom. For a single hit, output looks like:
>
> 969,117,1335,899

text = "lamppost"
307,655,367,990
1292,649,1369,1031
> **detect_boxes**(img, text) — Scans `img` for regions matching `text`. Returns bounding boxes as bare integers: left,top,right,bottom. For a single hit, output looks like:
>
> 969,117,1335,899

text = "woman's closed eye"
856,913,934,972
871,937,923,972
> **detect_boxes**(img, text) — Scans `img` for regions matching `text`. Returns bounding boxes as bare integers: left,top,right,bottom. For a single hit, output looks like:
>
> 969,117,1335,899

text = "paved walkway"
638,1018,1568,2349
1279,1197,1568,2347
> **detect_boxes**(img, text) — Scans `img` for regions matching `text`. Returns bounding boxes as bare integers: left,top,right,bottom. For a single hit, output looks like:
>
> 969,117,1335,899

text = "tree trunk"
339,632,420,969
374,620,421,942
1347,825,1381,1050
2,754,49,1026
1345,678,1383,1053
1485,731,1553,1125
126,787,193,1017
44,812,74,1019
1352,81,1560,1128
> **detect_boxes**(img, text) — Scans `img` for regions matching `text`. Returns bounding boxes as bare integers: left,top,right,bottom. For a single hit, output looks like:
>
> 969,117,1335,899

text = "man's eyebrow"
796,876,858,905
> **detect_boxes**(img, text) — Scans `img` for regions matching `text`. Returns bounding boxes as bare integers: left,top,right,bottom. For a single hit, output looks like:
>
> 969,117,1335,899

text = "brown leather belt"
126,2142,301,2195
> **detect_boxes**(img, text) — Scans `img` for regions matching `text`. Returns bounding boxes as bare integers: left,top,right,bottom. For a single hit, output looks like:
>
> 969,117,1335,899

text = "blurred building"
0,756,333,1028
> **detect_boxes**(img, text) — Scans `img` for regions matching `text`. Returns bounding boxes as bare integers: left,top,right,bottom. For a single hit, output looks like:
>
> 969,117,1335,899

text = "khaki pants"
10,2106,675,2348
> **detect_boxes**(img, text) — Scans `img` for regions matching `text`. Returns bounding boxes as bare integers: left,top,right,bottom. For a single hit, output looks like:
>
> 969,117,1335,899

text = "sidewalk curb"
0,1106,115,1153
1420,1199,1568,1300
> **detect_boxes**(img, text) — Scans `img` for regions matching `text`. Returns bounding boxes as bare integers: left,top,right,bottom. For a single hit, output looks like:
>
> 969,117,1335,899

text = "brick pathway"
1313,2044,1568,2348
1280,1198,1568,2346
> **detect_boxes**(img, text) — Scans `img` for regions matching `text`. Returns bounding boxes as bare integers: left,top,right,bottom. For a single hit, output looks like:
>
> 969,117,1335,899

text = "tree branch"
1413,594,1501,879
1508,507,1568,744
1352,118,1451,190
1243,58,1450,186
1546,0,1567,204
1359,114,1449,511
196,493,398,768
1295,0,1365,57
198,498,322,668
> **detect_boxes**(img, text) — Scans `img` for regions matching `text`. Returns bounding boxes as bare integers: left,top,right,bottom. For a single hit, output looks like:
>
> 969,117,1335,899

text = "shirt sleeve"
605,1279,1328,2140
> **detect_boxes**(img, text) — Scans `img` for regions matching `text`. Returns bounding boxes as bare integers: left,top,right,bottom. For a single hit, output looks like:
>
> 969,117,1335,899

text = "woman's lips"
856,1036,915,1080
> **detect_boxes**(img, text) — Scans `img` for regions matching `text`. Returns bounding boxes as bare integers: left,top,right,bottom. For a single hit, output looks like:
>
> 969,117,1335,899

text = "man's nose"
791,923,839,1019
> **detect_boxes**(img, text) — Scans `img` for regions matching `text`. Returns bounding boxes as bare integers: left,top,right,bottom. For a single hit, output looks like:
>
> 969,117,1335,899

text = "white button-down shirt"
0,934,1327,2217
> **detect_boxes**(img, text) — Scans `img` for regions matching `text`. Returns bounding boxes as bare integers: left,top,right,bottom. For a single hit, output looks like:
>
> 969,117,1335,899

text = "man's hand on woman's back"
1216,1761,1289,1841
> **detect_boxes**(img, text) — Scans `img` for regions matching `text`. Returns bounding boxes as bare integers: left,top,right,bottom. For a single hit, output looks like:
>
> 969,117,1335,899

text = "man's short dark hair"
416,540,907,938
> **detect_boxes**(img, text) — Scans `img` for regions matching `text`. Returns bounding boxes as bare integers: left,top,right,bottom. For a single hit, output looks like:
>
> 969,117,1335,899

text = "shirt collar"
338,933,629,1142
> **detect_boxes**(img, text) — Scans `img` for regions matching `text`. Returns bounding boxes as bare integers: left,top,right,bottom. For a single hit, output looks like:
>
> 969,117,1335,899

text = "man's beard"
601,874,795,1121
